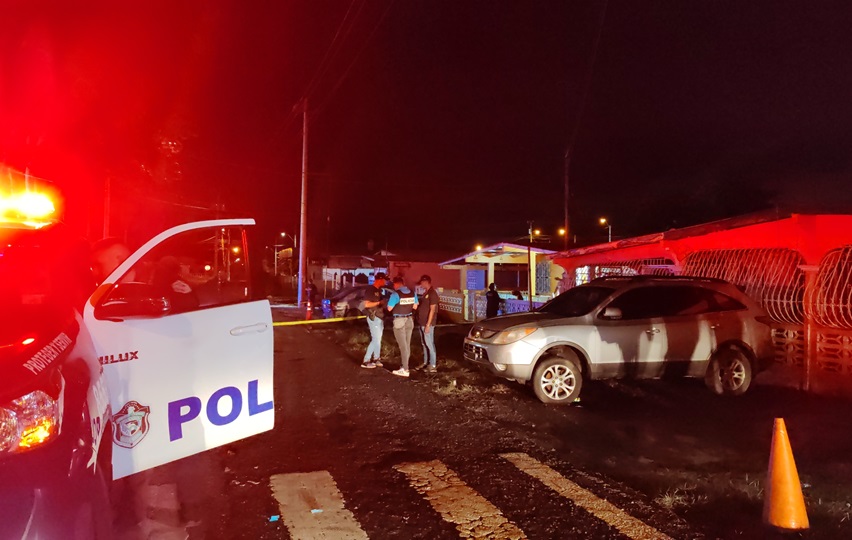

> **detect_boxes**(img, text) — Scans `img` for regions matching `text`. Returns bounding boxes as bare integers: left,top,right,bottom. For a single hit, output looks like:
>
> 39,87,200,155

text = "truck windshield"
537,286,615,318
0,227,88,350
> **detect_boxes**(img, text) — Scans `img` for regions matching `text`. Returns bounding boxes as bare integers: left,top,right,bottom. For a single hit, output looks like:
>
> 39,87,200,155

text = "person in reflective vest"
387,276,418,377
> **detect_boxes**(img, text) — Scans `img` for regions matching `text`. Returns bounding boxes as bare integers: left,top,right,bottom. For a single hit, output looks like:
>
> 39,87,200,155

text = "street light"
280,231,297,248
475,244,483,251
274,232,298,276
599,217,612,243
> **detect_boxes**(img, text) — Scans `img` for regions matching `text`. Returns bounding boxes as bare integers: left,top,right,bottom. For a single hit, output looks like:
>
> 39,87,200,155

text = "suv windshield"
537,286,615,318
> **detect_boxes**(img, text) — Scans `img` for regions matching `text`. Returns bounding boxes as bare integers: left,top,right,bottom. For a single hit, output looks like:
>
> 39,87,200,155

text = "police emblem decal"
112,400,151,449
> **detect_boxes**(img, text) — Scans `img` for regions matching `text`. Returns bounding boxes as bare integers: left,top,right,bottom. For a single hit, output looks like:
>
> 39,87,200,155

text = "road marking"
501,453,672,540
394,460,527,540
269,471,368,540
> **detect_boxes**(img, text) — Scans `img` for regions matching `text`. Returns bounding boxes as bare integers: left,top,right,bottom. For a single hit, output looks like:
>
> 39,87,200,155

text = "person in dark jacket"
415,275,440,372
485,283,501,318
361,273,387,369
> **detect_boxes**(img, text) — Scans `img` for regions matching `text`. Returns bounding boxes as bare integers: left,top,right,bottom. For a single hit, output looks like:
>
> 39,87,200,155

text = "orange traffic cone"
305,301,313,320
763,418,809,531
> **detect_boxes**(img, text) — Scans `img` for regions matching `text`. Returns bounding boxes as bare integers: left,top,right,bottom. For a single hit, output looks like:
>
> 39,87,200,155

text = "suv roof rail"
589,275,729,284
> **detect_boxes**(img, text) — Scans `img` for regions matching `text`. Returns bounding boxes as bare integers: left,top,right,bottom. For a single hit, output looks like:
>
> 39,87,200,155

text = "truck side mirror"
94,283,172,321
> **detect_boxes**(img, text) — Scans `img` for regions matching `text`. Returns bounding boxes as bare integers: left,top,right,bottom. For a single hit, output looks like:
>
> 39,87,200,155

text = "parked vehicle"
322,285,394,319
1,212,274,539
464,276,774,404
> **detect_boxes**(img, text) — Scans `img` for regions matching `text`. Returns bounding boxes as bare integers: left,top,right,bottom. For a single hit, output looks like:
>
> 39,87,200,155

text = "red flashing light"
0,192,56,222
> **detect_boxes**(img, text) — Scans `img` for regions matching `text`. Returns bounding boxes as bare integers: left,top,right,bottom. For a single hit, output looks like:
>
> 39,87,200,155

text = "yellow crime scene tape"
273,316,462,328
273,315,365,327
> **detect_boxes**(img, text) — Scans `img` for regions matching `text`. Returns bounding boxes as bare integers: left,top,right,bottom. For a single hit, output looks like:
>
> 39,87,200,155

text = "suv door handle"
645,328,661,335
230,323,269,336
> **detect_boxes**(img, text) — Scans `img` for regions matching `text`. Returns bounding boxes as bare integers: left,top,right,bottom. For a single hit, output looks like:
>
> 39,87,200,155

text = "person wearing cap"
361,272,388,369
415,274,440,373
386,276,418,377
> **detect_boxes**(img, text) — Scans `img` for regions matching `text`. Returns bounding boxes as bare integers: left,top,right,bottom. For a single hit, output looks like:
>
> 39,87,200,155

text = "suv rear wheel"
532,356,583,404
705,346,753,396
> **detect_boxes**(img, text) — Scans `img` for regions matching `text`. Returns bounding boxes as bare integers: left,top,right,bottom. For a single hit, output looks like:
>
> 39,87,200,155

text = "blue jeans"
419,325,437,367
364,316,384,362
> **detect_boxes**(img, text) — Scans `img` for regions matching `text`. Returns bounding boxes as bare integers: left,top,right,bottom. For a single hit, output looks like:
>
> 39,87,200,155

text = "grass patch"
655,483,709,510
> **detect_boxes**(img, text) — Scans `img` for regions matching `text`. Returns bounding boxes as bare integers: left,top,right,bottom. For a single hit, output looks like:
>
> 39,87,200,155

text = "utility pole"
563,152,569,251
297,98,309,306
527,220,534,311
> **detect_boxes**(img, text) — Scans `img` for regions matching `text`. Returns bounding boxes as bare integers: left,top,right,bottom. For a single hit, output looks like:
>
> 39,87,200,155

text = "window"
538,286,615,317
113,226,251,314
603,285,747,321
708,291,747,312
0,225,90,345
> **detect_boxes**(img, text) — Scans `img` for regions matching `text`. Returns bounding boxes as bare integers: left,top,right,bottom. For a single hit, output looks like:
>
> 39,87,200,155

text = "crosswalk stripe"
501,453,672,540
395,460,527,540
269,471,369,540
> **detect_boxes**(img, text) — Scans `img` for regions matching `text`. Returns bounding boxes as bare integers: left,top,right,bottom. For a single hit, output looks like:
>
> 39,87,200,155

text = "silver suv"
464,276,774,404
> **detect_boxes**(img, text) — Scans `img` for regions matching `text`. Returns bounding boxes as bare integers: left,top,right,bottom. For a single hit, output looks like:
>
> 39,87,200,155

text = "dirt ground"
112,314,852,539
313,320,852,539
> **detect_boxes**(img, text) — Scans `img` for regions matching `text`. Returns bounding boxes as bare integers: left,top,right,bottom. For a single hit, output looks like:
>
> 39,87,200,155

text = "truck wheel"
532,356,583,404
705,347,753,396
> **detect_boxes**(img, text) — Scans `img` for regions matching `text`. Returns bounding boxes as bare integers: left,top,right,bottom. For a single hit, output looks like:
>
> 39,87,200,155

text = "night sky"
2,1,852,255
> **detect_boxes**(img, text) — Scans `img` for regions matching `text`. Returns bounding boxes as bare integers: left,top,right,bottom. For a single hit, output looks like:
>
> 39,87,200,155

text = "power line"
265,0,367,150
314,0,398,117
563,0,609,247
302,0,366,100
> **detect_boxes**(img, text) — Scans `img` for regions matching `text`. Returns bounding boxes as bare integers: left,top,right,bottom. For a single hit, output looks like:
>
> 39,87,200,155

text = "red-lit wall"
554,214,852,272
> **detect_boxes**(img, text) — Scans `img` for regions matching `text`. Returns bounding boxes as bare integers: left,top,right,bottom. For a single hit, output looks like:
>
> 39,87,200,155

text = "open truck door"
83,219,274,479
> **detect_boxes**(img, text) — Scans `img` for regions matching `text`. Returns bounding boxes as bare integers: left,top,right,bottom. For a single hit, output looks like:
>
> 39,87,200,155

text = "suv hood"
476,311,565,331
0,319,78,403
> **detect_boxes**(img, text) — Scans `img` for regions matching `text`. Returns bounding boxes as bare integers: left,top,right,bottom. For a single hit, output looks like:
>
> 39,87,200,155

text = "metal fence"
681,248,805,325
572,258,677,286
805,246,852,330
557,245,852,394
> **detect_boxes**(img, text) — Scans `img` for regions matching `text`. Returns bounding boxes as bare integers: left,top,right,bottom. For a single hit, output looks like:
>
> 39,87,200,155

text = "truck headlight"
0,377,64,454
492,327,537,345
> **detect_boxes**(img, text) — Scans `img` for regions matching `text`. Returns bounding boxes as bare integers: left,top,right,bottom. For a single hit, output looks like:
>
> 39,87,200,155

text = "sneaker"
412,363,427,371
361,362,376,369
425,366,437,373
373,360,383,368
392,368,410,378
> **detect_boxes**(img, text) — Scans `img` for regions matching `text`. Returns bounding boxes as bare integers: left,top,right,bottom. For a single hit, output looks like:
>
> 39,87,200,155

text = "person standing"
485,282,501,318
361,273,387,369
415,275,440,373
387,276,418,377
91,237,133,285
306,280,318,307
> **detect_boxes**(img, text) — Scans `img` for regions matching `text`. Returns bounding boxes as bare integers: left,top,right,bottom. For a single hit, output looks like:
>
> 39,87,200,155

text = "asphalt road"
114,318,852,539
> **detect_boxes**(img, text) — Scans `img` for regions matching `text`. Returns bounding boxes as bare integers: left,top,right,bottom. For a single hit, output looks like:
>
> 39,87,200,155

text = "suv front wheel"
532,356,583,404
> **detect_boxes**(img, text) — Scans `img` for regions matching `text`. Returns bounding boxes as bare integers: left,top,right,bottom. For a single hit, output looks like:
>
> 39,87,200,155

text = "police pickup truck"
0,213,274,539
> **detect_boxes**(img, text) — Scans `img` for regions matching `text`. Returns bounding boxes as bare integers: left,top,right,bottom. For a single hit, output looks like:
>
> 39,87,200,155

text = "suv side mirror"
95,283,172,321
601,306,623,320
